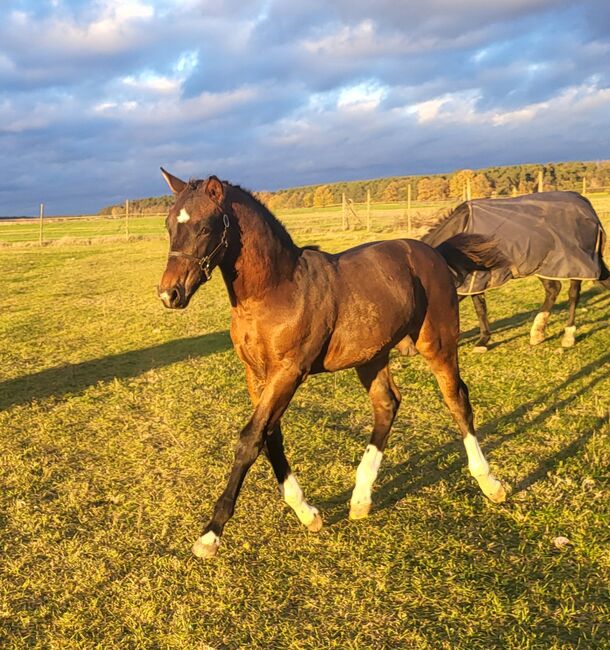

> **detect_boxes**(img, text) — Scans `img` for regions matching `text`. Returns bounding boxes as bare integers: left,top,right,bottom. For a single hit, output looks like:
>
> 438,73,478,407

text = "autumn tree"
471,173,493,198
313,185,334,207
417,177,449,201
449,170,475,199
382,180,402,202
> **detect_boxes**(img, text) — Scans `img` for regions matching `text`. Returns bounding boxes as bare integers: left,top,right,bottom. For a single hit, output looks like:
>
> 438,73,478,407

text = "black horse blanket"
423,191,607,295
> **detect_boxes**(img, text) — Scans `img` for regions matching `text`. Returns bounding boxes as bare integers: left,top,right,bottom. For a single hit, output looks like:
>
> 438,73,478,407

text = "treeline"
100,160,610,215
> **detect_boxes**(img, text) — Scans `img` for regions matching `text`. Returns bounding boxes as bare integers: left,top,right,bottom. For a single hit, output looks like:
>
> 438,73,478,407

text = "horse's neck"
221,194,299,304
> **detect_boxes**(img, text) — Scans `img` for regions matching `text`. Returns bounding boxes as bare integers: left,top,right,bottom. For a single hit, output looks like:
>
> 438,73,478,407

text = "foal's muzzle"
158,283,187,309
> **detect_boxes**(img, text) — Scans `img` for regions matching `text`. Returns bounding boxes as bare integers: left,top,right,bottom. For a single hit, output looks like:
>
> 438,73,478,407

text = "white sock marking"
463,433,502,498
530,311,550,344
532,311,550,329
351,444,383,507
562,325,576,347
197,530,219,547
281,474,318,526
177,208,191,223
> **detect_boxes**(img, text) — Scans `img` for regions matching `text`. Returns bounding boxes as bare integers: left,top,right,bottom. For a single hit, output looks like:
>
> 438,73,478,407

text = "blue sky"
1,0,609,214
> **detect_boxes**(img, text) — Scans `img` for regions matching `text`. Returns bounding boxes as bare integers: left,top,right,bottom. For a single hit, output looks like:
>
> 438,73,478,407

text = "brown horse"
157,170,507,559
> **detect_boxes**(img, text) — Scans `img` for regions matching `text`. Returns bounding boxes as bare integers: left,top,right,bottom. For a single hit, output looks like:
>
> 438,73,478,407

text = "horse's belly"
322,302,406,371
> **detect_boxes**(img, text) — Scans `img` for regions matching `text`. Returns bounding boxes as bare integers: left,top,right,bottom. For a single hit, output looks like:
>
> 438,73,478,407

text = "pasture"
1,216,609,648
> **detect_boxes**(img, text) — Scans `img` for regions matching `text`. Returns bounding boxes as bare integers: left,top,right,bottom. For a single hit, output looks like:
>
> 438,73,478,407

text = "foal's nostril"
168,287,180,306
158,284,182,308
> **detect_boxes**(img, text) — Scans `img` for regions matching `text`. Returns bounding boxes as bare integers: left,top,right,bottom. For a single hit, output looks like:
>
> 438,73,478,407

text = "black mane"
230,182,299,251
421,202,466,243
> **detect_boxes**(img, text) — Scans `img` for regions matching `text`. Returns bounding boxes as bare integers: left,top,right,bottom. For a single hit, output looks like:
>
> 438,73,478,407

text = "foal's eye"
198,225,210,236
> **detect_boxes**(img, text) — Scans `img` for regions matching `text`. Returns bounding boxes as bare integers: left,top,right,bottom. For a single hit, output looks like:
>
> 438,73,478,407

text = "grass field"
1,220,609,648
2,191,609,246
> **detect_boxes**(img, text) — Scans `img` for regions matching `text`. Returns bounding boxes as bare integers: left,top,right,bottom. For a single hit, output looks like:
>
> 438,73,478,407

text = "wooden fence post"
342,193,347,230
407,183,412,236
538,170,543,192
466,177,472,201
582,176,587,195
39,203,44,245
125,199,130,241
366,189,371,231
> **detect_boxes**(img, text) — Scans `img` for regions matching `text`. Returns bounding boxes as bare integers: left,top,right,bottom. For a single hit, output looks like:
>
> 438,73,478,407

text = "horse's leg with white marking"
561,280,580,347
266,426,322,532
349,357,401,519
192,367,302,559
530,279,561,345
244,367,321,532
471,293,491,352
416,327,506,503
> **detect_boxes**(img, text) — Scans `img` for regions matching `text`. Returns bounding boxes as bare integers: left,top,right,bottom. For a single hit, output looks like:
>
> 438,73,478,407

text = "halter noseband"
168,213,230,281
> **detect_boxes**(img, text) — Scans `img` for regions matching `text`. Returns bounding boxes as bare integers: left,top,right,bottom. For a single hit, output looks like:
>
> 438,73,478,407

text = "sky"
1,0,610,215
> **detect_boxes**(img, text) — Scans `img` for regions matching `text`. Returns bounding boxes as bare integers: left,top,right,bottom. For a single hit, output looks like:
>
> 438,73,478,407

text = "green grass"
3,191,608,246
0,226,609,649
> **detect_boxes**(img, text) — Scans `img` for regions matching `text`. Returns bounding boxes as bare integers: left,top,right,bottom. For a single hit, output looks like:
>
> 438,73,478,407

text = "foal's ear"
160,167,187,195
205,175,224,203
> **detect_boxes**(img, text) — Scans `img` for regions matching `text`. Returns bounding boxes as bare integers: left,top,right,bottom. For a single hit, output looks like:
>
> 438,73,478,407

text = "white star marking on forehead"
177,208,191,223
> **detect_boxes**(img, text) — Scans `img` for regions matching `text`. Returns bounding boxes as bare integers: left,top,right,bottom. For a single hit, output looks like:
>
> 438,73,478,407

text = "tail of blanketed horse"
599,260,610,290
435,233,507,284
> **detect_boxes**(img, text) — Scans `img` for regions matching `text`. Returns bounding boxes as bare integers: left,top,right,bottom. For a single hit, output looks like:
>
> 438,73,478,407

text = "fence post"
39,203,44,245
512,186,517,197
342,192,347,230
538,170,543,192
407,183,412,236
582,176,587,195
125,199,130,241
466,177,472,201
366,189,371,231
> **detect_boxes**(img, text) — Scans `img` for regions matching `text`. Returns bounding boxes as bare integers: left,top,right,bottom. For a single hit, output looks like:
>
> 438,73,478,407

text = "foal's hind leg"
530,279,561,345
416,325,506,503
561,280,581,347
349,355,401,519
246,367,322,532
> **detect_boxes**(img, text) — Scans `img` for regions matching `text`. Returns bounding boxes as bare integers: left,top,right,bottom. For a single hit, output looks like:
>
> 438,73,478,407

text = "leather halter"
168,212,230,281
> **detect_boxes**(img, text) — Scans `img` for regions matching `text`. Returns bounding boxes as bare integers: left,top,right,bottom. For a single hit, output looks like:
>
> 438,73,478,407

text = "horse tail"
435,233,507,283
599,260,610,289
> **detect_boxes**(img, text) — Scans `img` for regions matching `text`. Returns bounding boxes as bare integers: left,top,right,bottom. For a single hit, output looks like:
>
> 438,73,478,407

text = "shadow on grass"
0,330,231,411
317,350,610,523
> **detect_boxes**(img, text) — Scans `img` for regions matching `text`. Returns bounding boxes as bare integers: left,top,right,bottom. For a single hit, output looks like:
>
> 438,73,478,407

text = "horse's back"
317,239,457,371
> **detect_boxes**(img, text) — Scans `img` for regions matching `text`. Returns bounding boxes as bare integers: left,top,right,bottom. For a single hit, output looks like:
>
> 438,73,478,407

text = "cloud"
0,0,609,214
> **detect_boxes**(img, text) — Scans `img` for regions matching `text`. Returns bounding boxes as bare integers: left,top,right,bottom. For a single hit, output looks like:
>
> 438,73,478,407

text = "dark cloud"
0,0,609,214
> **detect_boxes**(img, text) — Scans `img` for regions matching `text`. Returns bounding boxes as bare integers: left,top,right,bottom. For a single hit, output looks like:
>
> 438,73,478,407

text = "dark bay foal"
157,170,506,559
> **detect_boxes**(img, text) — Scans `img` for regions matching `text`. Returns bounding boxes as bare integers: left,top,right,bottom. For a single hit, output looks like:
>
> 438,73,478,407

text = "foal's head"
158,168,231,309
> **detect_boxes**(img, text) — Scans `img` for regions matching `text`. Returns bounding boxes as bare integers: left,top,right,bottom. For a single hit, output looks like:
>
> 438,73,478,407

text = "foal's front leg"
245,368,322,532
267,428,322,531
192,367,302,559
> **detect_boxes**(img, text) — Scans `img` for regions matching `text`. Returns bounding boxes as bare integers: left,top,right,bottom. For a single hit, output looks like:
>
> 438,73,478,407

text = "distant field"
0,218,609,648
2,192,609,246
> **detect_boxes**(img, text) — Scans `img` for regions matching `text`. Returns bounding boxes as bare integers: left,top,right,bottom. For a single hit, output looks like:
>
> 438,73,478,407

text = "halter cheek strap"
168,213,230,281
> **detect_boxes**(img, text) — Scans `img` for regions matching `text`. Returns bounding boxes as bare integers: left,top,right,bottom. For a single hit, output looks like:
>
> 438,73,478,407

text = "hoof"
487,482,507,504
561,328,576,348
192,533,220,559
530,333,545,346
349,502,371,520
473,345,488,354
306,512,323,533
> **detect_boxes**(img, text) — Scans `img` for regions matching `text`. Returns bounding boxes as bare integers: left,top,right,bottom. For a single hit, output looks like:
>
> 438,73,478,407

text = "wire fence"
1,191,610,247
